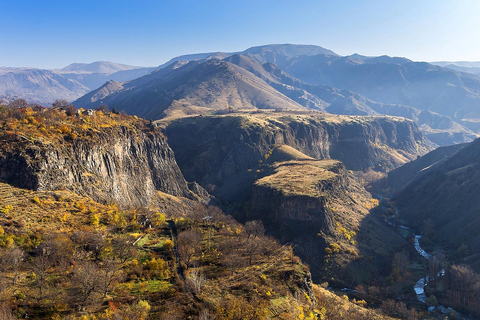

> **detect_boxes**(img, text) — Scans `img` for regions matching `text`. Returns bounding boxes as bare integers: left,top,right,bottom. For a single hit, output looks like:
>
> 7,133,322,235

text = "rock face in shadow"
164,112,431,201
0,126,193,208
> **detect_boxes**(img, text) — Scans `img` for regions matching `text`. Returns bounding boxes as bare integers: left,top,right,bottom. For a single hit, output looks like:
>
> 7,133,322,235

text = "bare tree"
30,253,52,296
187,268,206,294
0,246,25,285
392,250,409,281
450,264,480,306
73,261,101,308
177,229,202,268
70,230,107,261
111,234,137,263
8,99,29,109
99,258,123,298
52,99,70,109
245,220,265,238
219,237,244,274
245,237,262,265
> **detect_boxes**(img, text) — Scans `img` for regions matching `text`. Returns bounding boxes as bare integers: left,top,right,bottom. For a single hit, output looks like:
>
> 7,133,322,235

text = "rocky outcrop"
250,160,345,235
0,126,193,208
248,158,408,284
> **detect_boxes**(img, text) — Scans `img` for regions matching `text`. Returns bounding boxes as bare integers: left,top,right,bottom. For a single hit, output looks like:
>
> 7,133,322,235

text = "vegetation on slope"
0,181,401,319
0,100,154,149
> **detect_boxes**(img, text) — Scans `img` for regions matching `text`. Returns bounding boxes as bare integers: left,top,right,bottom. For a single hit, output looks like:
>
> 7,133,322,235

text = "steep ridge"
249,52,480,129
73,50,474,145
163,112,431,201
74,59,305,119
224,54,477,145
383,142,467,193
0,109,197,208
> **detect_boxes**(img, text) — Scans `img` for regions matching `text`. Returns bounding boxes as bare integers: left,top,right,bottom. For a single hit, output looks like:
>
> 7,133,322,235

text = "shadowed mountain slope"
392,137,480,263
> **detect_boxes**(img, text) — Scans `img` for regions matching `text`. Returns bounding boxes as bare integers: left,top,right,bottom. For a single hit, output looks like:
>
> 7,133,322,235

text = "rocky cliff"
249,157,407,284
0,112,195,208
164,112,431,201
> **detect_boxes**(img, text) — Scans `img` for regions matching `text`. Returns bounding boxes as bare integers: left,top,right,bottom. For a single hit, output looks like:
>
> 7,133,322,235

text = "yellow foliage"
0,205,12,214
162,239,174,251
153,212,166,227
90,214,100,226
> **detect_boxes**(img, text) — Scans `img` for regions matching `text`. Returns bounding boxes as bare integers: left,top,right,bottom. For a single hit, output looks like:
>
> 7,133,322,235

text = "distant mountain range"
73,45,479,145
0,61,155,105
0,68,91,104
431,61,480,75
4,44,480,146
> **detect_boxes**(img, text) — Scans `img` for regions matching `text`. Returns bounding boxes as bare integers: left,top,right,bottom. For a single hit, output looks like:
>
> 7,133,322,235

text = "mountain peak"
243,43,338,57
59,61,141,74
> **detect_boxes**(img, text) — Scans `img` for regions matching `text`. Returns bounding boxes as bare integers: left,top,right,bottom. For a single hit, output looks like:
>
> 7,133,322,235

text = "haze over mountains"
4,44,480,146
0,61,155,105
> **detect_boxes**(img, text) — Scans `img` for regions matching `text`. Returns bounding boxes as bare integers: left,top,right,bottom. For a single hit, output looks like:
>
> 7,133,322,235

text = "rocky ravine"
0,126,197,208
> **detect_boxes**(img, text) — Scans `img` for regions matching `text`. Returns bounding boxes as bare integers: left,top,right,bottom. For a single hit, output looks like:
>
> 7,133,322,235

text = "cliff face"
250,160,345,235
0,126,192,208
164,112,431,201
249,158,407,284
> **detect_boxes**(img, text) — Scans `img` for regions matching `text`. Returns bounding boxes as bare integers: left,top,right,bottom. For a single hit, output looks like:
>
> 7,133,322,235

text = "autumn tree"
391,250,409,281
30,252,53,296
111,234,137,263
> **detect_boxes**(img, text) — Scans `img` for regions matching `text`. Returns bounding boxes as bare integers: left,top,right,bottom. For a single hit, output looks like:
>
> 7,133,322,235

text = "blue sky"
1,0,480,68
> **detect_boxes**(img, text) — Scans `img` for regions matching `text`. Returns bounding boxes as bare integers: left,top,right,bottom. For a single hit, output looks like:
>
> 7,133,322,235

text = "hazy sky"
1,0,480,68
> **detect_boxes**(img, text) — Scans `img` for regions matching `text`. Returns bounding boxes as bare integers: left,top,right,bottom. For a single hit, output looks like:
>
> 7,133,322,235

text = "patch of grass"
121,279,172,295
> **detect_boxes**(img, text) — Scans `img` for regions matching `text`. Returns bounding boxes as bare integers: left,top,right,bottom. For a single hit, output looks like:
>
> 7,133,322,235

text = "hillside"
0,62,155,105
392,137,480,261
251,52,480,130
74,59,305,119
383,142,467,193
224,54,476,145
163,111,424,288
0,104,405,319
71,49,477,145
56,61,156,90
58,61,142,74
0,181,394,319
